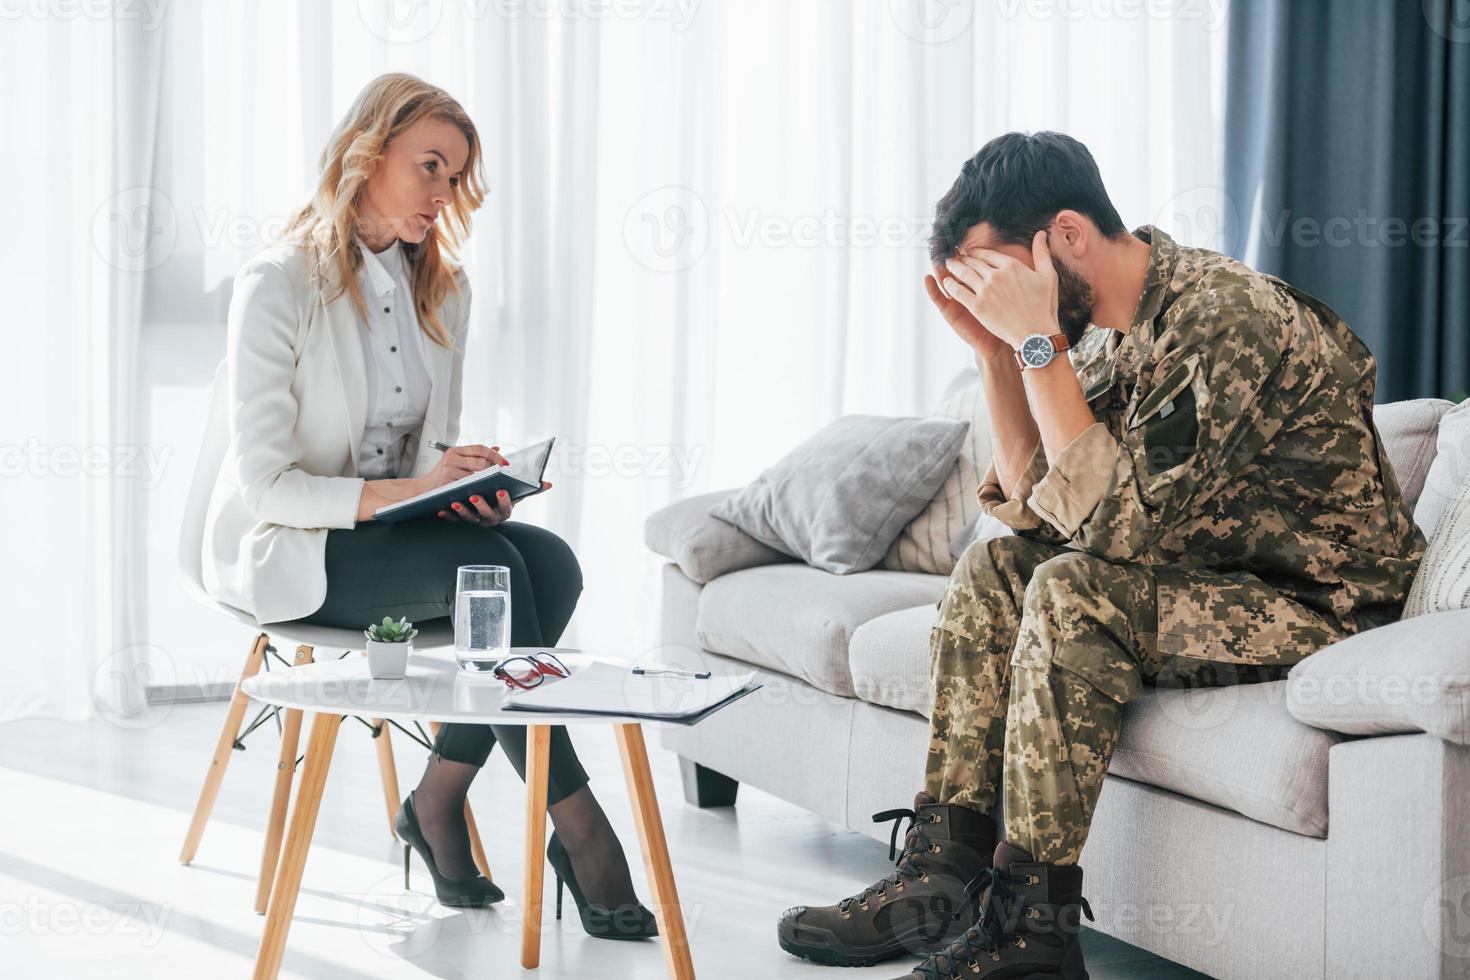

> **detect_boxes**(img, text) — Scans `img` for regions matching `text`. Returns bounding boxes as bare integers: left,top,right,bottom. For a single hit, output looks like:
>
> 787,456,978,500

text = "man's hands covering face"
939,230,1062,351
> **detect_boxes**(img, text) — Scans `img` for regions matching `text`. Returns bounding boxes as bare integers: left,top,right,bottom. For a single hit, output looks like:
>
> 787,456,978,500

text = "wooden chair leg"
361,650,402,840
179,633,271,864
427,720,494,881
519,724,551,970
253,645,313,915
372,718,400,839
253,711,340,980
616,723,696,980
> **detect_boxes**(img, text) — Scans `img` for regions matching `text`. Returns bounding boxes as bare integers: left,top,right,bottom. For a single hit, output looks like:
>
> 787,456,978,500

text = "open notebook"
373,437,555,523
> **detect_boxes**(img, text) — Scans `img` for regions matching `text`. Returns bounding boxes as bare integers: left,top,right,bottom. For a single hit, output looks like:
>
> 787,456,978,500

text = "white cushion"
695,565,947,697
643,489,794,584
1108,681,1339,837
881,383,992,576
1372,397,1458,514
1287,606,1470,744
710,414,969,574
1402,399,1470,618
849,603,942,713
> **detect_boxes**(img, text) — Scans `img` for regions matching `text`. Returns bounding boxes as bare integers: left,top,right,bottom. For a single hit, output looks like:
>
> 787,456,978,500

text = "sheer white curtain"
2,0,1226,720
0,10,164,723
574,0,1229,653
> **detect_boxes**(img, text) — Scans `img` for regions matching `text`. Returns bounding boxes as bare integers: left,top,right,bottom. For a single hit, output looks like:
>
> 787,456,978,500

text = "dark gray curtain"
1224,0,1469,403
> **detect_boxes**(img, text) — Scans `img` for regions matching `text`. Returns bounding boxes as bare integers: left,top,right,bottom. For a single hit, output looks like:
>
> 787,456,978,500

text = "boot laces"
835,807,938,913
911,865,1093,980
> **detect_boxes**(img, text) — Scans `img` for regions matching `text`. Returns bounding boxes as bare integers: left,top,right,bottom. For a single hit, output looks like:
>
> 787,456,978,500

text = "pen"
428,440,452,452
631,666,712,679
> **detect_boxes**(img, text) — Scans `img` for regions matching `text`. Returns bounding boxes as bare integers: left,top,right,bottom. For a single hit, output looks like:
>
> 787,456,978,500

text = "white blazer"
201,241,470,624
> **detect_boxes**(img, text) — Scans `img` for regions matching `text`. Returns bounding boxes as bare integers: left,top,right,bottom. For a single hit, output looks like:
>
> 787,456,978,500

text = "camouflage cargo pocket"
1048,641,1146,706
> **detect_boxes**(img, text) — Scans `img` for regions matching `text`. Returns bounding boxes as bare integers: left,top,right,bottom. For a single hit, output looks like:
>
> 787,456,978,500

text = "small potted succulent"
364,615,418,680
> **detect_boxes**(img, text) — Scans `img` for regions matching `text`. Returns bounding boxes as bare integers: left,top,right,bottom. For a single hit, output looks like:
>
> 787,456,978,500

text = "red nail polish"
470,496,481,503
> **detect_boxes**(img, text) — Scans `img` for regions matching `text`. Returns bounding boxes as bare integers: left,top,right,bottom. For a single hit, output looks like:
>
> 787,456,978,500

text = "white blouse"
352,235,432,480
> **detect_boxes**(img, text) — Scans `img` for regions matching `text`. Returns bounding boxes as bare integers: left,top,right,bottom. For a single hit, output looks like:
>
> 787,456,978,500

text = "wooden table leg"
179,633,269,863
253,711,340,980
520,724,551,969
254,646,314,914
616,723,695,980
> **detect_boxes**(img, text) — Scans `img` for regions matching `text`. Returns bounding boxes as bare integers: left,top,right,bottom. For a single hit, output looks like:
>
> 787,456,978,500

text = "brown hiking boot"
887,840,1096,979
777,792,997,967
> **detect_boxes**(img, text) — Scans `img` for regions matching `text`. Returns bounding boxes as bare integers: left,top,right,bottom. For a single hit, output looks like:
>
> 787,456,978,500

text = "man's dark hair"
929,131,1127,262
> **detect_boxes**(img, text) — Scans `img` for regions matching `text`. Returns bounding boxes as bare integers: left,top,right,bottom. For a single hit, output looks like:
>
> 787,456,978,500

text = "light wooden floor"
0,702,1211,979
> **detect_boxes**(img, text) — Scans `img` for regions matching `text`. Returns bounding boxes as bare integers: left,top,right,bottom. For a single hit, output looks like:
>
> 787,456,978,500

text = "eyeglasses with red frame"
492,651,570,691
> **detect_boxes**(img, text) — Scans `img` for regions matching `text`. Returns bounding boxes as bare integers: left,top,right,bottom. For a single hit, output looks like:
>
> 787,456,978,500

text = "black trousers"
288,517,590,805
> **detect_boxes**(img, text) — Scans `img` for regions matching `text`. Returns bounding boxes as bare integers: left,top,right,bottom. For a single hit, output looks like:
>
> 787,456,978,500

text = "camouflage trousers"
924,534,1345,866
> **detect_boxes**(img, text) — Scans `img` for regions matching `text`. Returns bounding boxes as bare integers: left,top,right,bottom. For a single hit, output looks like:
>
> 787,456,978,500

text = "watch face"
1020,335,1054,367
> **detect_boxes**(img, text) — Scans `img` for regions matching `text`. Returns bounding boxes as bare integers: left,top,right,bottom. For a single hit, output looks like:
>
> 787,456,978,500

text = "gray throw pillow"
709,414,969,574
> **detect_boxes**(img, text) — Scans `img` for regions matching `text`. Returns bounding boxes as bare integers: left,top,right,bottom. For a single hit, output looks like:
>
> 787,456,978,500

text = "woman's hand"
925,266,1011,361
424,443,553,527
422,443,509,490
436,480,554,527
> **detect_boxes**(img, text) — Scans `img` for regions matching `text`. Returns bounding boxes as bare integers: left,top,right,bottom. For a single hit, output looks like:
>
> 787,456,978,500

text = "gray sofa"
644,396,1470,980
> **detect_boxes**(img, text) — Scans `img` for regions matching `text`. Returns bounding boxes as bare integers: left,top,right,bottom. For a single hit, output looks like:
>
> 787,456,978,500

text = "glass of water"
453,565,511,676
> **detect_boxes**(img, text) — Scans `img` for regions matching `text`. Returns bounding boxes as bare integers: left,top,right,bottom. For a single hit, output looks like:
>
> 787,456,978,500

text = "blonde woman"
202,73,654,938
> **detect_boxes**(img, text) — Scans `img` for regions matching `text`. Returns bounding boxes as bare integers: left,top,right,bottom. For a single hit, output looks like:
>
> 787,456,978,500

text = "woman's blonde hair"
284,73,486,348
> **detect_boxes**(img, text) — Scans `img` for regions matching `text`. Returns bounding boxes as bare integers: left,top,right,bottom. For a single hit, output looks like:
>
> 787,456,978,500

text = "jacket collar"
315,235,447,477
1126,224,1182,348
1072,225,1180,405
354,235,403,298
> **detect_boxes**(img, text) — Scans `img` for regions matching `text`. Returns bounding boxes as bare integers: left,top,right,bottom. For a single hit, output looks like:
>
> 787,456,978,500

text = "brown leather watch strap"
1014,333,1071,370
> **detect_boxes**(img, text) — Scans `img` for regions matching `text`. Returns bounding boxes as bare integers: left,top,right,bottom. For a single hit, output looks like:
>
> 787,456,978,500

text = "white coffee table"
240,648,696,979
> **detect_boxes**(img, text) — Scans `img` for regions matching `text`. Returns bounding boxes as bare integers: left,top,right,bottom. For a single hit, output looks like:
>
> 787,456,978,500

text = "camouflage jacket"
978,225,1425,650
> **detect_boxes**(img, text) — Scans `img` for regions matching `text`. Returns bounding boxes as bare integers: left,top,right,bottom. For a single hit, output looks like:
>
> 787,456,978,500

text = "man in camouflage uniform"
778,133,1425,979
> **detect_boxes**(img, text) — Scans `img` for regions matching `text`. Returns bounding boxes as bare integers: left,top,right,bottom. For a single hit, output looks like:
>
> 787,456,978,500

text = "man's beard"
1053,254,1095,346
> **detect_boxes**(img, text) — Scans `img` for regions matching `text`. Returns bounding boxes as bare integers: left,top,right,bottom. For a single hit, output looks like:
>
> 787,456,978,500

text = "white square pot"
366,639,411,680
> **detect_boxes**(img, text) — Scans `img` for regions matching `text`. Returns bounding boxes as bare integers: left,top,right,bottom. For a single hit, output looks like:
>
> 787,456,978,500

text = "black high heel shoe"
546,830,658,939
395,791,505,908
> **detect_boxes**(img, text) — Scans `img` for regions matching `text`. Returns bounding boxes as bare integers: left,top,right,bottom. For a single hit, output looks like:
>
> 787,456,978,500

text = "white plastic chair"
176,360,492,912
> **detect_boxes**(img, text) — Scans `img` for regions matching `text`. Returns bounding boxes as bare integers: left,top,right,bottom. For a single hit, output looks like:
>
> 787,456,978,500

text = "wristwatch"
1014,332,1072,371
